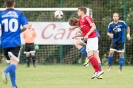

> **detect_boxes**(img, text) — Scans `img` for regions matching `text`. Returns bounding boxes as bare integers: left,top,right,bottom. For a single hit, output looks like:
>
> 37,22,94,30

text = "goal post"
0,8,92,17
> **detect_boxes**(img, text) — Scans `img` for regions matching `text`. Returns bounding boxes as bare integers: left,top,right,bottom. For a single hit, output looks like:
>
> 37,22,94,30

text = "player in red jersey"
77,6,104,79
76,6,104,79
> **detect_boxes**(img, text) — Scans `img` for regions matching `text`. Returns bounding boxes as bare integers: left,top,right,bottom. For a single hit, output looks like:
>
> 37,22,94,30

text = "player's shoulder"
108,21,114,26
0,9,23,17
118,20,126,24
12,9,24,15
84,15,92,19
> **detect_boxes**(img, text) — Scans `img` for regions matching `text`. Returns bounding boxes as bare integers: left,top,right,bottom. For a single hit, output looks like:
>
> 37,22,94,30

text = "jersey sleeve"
94,29,100,38
107,23,112,33
20,13,28,26
86,16,94,26
122,21,128,29
0,23,1,37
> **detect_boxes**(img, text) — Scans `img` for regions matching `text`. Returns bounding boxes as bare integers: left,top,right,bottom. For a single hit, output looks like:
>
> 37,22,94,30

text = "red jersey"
78,16,97,38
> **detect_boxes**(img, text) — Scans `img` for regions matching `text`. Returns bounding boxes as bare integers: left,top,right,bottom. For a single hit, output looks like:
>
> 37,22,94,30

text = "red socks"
89,55,101,72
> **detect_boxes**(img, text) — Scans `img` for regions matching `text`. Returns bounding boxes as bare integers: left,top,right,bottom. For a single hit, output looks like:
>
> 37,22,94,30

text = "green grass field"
0,64,133,88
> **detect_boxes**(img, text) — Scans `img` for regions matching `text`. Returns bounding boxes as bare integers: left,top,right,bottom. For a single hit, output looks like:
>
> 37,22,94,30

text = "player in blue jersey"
107,13,130,72
0,0,29,88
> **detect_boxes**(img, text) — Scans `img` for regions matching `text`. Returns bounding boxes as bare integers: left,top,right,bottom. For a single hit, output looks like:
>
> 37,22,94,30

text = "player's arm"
69,26,80,30
123,21,131,40
126,27,130,40
84,16,96,40
20,12,29,33
72,33,83,39
84,23,96,40
21,25,27,33
107,23,113,38
107,32,113,39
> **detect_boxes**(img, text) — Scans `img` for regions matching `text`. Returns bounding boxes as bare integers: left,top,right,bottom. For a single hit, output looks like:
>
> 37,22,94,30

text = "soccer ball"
54,10,63,19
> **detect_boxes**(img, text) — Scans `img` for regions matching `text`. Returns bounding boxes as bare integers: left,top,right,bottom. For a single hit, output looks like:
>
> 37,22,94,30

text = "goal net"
0,8,92,64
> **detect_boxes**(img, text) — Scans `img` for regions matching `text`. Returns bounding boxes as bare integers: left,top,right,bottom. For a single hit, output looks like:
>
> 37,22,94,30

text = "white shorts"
86,37,98,52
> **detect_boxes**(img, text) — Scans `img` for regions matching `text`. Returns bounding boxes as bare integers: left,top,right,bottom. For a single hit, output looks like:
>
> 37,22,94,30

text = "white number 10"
2,19,18,32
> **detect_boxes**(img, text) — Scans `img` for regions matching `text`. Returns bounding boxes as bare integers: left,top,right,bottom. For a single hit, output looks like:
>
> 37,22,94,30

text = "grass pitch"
0,64,133,88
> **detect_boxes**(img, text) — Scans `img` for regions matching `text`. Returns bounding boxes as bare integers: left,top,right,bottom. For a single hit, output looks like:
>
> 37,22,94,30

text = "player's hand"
69,26,75,30
84,35,88,41
127,34,131,40
72,35,76,39
108,33,113,38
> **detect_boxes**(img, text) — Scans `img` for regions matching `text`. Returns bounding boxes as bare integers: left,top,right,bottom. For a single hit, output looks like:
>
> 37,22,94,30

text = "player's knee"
31,53,35,56
74,43,83,49
119,52,124,57
109,52,114,56
26,54,30,57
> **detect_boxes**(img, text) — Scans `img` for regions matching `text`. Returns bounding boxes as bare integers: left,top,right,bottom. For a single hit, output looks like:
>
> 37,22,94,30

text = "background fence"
0,0,133,65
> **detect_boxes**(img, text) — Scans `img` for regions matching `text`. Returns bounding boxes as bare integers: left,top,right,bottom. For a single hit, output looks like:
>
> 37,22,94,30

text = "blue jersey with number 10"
0,9,28,48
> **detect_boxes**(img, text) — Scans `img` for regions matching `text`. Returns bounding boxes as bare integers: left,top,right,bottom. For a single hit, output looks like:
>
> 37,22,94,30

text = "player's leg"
107,42,115,72
118,43,125,72
87,37,104,79
93,51,103,79
74,39,89,66
74,39,87,57
94,51,101,67
1,47,20,88
119,52,124,72
1,48,10,84
30,43,36,67
24,44,31,67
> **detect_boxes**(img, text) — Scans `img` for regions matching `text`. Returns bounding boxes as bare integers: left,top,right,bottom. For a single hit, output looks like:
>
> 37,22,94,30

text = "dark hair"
68,17,78,26
113,12,119,17
4,0,15,7
78,6,87,14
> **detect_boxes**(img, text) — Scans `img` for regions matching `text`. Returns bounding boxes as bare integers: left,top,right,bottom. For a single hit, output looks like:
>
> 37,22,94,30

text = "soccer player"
70,6,104,79
0,0,29,88
69,17,101,65
107,12,130,72
22,23,38,67
69,17,103,79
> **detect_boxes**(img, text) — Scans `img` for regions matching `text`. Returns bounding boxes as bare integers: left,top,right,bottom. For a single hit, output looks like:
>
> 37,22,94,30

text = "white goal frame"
0,8,93,17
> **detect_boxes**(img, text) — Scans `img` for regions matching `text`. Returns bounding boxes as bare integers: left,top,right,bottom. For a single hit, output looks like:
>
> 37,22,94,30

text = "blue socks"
5,64,17,87
108,56,113,66
79,47,87,57
99,63,102,68
108,56,124,69
119,57,124,69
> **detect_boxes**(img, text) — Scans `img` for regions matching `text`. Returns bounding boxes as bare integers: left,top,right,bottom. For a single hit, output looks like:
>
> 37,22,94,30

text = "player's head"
113,13,119,21
78,6,87,17
28,23,32,29
4,0,15,8
68,17,78,26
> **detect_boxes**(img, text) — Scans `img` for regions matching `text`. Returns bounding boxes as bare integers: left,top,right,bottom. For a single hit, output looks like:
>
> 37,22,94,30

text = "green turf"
0,64,133,88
